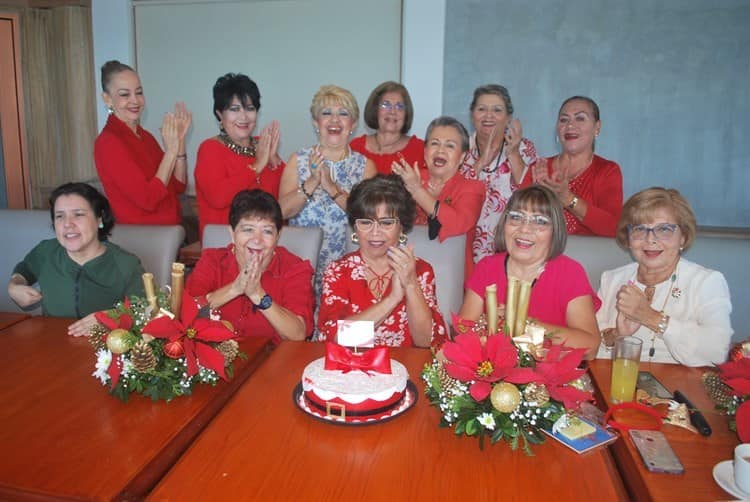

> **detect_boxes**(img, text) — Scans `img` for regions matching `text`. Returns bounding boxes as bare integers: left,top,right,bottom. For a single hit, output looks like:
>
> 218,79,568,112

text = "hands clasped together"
160,102,192,155
614,282,655,337
531,157,575,205
230,245,274,303
383,244,419,303
254,120,282,172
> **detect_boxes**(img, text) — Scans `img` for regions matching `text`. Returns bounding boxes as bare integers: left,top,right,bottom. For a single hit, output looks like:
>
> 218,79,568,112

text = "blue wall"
443,0,750,227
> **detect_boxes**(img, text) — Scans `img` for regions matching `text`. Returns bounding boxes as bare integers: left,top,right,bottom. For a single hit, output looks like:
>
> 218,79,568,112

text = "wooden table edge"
118,339,275,500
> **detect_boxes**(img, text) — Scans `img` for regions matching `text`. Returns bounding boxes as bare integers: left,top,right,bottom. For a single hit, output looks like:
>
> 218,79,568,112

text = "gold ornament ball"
490,382,521,413
106,328,132,354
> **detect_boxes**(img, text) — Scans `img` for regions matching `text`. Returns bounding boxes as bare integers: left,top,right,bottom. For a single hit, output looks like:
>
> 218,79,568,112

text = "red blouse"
195,138,284,238
94,114,185,224
318,251,447,347
521,154,622,236
350,134,424,175
185,245,314,344
414,171,485,277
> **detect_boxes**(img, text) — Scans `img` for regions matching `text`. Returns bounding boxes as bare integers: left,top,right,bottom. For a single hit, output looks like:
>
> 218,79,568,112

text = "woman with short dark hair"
8,182,145,336
94,60,191,225
317,175,447,348
186,189,313,343
597,187,733,366
350,81,424,174
195,73,284,238
458,185,601,358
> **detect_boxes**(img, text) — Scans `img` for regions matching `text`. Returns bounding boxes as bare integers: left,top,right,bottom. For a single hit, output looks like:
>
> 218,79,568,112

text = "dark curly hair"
213,73,261,120
49,182,115,241
229,189,283,231
347,175,416,234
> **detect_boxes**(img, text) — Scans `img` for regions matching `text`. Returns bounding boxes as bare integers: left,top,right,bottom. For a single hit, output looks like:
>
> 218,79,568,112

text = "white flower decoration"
478,412,496,431
92,349,112,385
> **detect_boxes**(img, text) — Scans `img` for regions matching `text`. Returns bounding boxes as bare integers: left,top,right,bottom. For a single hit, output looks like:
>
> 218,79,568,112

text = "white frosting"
302,357,408,404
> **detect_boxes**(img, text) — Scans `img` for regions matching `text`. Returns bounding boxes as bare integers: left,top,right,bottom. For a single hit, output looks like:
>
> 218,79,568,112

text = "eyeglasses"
506,211,552,230
627,223,678,241
379,100,406,112
354,217,400,232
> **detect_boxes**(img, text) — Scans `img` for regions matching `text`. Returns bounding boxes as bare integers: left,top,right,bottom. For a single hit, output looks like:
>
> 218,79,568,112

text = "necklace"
476,138,505,174
220,132,257,157
504,254,545,286
362,259,392,301
373,133,404,153
638,264,679,359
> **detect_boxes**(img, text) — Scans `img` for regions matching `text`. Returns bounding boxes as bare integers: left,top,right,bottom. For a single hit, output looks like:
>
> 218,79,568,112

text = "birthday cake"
301,344,409,418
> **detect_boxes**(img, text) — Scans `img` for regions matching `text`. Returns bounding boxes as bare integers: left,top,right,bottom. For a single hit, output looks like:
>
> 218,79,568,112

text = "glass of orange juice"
610,337,643,403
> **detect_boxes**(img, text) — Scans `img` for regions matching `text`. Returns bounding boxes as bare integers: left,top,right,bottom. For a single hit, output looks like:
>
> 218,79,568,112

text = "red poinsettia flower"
443,333,536,401
736,401,750,443
94,301,133,331
142,293,234,380
531,344,591,409
718,358,750,396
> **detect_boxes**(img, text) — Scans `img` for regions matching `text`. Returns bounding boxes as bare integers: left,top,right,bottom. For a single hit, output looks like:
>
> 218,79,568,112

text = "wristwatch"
252,294,273,312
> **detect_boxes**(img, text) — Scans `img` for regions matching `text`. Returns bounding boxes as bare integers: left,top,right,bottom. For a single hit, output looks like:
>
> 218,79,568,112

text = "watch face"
258,294,273,310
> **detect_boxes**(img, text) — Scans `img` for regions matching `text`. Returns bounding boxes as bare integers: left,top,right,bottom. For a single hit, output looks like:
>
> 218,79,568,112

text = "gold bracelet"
332,189,345,201
566,195,579,209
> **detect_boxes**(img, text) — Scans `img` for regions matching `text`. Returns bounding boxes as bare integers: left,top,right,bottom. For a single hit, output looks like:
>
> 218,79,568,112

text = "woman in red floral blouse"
317,175,447,348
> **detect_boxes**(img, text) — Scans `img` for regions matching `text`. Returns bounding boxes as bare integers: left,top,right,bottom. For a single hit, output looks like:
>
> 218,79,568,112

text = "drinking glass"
610,337,643,403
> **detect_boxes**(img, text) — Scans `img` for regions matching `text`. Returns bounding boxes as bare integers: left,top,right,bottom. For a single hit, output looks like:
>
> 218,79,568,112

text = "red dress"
350,134,424,175
94,115,185,224
521,154,622,236
195,138,284,237
413,171,485,277
318,251,447,347
185,245,314,344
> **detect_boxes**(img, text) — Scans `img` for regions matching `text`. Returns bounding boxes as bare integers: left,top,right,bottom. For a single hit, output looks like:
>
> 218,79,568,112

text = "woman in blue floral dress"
279,85,377,296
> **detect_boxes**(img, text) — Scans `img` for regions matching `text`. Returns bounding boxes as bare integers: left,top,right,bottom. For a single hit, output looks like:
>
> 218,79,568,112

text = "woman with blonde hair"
279,85,377,295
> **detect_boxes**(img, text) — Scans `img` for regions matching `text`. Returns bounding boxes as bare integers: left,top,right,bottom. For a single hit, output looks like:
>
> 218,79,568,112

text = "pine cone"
88,323,108,351
523,382,550,407
436,362,463,395
703,371,735,409
217,340,239,365
130,340,157,373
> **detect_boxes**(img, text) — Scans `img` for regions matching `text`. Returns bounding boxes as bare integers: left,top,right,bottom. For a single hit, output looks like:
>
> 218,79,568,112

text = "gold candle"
170,262,185,319
142,273,157,315
506,277,519,337
514,280,532,338
485,284,498,335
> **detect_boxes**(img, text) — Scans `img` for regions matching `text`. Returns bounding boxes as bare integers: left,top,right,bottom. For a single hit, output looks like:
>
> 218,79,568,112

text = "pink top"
466,252,601,326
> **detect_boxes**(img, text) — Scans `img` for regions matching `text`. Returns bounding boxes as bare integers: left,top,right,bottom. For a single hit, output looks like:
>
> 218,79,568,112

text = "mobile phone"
637,371,672,399
629,429,684,474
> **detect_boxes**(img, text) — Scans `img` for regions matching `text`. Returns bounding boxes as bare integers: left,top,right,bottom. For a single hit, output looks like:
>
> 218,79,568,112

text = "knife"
673,390,712,437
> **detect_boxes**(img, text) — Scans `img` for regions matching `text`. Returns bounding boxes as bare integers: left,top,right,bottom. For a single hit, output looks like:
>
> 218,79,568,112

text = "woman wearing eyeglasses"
317,175,447,348
597,188,732,366
349,81,424,175
458,185,601,358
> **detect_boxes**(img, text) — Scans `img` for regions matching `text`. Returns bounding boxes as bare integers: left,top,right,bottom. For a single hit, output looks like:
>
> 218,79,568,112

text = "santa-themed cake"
301,344,409,418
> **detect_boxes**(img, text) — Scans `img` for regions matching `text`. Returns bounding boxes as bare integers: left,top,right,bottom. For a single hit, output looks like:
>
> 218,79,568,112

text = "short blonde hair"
616,187,697,251
310,85,359,124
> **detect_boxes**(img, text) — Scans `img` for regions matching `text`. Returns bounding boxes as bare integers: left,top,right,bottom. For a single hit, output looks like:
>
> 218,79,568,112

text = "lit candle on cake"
170,262,185,319
514,280,532,339
506,277,519,337
142,272,157,316
486,284,498,335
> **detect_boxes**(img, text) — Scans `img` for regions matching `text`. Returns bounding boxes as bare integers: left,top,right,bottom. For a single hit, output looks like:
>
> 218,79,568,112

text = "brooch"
671,287,682,299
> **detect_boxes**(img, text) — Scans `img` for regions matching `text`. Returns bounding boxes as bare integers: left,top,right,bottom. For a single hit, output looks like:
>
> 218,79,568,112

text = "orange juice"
611,358,639,403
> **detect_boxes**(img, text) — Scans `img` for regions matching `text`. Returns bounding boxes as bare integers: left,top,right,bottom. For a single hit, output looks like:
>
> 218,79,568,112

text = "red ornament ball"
164,340,185,359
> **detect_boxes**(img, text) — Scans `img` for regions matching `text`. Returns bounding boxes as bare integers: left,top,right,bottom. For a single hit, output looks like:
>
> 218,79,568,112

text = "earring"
219,124,226,134
98,222,104,229
315,127,320,135
399,233,407,245
555,135,559,144
679,246,684,253
351,232,359,244
107,106,114,115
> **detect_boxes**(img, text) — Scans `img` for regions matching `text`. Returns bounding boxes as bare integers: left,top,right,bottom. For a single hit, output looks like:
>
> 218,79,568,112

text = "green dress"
13,239,145,318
